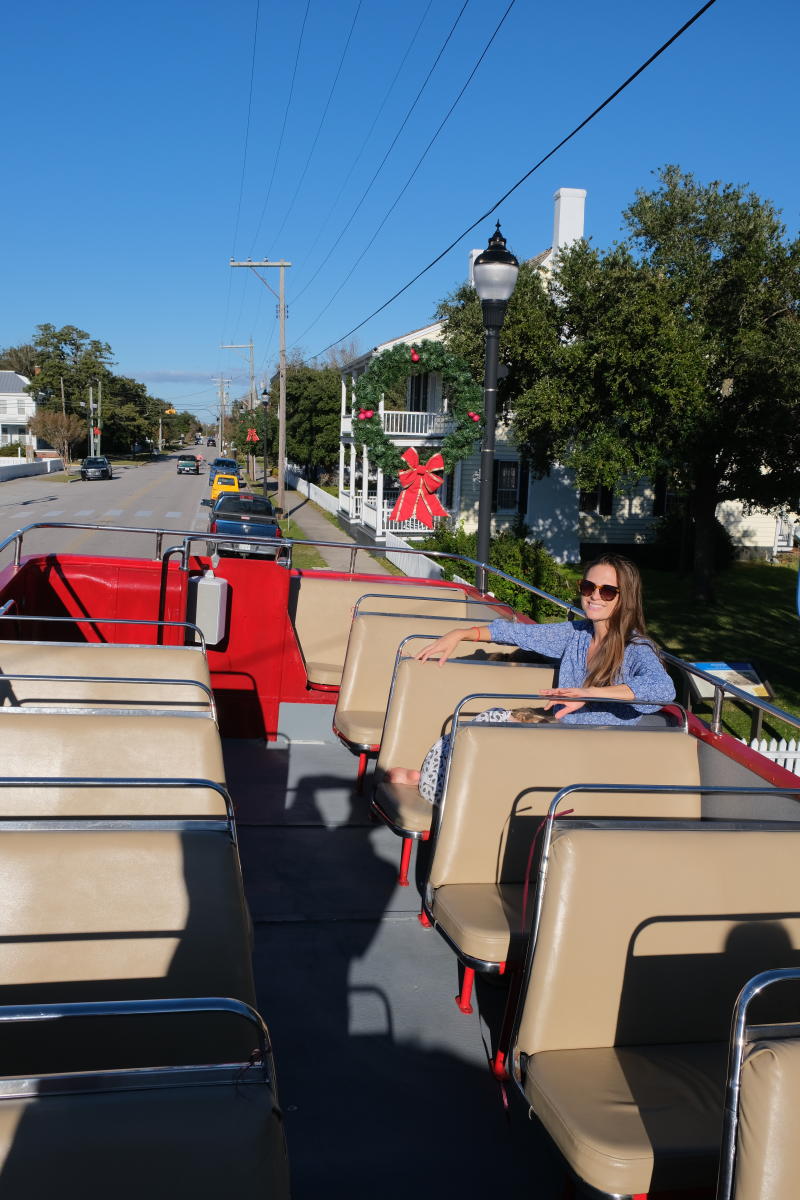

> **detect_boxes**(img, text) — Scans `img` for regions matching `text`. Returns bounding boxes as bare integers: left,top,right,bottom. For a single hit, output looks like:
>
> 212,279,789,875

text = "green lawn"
279,517,328,569
561,560,800,740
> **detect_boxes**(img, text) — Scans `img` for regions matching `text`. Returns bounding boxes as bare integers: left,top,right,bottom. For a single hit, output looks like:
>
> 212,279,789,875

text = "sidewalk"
282,486,390,574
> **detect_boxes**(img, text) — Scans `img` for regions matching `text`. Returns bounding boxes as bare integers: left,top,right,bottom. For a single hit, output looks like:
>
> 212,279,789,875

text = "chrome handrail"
2,520,799,737
0,672,216,722
0,613,206,652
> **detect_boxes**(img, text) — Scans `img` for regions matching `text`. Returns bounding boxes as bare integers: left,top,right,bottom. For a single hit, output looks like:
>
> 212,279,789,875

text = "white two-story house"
0,372,37,453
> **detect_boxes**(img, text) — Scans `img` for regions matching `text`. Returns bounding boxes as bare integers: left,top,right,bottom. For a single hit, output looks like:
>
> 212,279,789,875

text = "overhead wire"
290,0,435,293
291,0,470,308
269,0,364,249
291,0,517,348
307,0,720,360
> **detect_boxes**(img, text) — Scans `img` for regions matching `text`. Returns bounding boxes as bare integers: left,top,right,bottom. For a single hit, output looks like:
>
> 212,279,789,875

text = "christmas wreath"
352,340,483,476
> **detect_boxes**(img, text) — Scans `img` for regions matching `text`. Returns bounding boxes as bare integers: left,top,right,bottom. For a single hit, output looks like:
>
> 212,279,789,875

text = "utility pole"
221,342,255,476
229,259,291,512
211,376,230,451
88,386,94,456
59,377,66,416
97,378,102,456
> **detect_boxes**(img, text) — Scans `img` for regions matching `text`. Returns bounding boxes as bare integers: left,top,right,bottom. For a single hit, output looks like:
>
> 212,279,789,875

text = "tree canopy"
440,166,800,599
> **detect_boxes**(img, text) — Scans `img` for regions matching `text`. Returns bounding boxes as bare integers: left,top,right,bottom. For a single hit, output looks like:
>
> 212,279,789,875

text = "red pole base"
397,838,412,887
490,1050,508,1080
455,966,475,1014
417,910,432,928
355,752,368,794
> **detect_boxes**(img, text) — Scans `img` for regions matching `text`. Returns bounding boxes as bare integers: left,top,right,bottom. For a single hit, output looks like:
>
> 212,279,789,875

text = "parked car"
207,493,284,558
208,457,241,487
206,437,216,446
80,456,113,481
177,454,200,475
209,473,240,503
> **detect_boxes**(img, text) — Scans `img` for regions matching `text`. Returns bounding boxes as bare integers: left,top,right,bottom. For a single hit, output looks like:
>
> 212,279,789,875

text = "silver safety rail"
1,519,799,739
0,672,217,722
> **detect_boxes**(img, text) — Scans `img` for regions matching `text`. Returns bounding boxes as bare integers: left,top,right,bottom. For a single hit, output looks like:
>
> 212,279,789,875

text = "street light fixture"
260,389,270,500
473,223,519,593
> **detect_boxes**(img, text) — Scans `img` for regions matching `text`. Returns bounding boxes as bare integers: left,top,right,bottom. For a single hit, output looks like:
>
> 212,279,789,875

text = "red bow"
389,448,449,529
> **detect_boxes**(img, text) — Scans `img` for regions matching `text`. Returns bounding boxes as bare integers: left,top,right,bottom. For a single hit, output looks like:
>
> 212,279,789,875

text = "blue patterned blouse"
486,618,675,725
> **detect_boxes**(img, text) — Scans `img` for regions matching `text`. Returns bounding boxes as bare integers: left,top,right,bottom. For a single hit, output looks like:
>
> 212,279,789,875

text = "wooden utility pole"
229,259,291,513
211,377,230,451
221,342,255,476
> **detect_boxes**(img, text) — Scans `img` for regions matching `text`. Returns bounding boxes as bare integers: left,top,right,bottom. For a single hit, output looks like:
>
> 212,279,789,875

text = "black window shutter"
517,460,529,515
599,486,614,517
491,460,498,513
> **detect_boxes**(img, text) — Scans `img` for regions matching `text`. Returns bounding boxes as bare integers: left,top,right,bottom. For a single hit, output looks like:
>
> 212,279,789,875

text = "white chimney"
552,187,586,252
468,248,481,285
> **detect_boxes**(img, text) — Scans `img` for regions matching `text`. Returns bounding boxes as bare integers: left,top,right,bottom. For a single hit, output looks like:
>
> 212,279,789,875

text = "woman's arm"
540,683,635,719
415,618,576,666
620,642,676,711
415,624,487,665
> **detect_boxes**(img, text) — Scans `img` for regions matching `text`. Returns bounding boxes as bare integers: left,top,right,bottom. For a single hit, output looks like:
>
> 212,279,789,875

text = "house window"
408,374,429,412
579,486,614,516
492,459,529,514
652,474,680,518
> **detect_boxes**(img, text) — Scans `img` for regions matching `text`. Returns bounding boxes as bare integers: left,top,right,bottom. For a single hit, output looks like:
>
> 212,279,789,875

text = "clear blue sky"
3,0,797,422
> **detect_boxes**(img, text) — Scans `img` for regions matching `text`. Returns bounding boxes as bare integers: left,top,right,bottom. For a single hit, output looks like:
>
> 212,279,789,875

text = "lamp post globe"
473,223,519,592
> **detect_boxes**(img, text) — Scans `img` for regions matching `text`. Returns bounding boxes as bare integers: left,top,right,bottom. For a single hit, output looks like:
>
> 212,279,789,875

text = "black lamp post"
473,223,519,593
260,388,270,499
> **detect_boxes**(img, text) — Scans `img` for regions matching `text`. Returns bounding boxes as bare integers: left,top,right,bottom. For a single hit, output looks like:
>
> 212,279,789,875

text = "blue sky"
3,0,798,421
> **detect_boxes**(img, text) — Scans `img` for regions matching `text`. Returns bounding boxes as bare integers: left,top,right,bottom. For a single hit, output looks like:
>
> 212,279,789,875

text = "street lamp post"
261,391,270,499
473,223,519,593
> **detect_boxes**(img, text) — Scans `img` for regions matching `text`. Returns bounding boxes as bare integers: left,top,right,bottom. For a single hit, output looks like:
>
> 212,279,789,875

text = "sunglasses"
578,579,620,602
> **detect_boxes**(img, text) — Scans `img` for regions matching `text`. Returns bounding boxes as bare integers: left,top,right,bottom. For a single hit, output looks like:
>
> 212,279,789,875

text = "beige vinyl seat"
288,575,472,687
510,822,800,1199
0,711,226,815
717,968,800,1200
371,655,556,883
332,609,518,786
423,721,700,1017
0,641,213,713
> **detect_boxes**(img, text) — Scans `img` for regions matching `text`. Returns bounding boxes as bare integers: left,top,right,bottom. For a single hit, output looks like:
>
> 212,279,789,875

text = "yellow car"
210,473,240,503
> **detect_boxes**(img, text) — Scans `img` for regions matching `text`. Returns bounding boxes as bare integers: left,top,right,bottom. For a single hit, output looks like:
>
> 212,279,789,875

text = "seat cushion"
431,883,527,964
373,781,432,836
523,1042,727,1196
304,660,341,686
334,709,381,748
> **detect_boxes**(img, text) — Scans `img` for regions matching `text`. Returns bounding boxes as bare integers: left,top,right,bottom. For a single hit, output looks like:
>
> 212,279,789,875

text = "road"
0,452,212,563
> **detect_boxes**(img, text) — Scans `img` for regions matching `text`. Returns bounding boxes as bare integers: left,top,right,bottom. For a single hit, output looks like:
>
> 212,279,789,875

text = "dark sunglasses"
578,579,620,601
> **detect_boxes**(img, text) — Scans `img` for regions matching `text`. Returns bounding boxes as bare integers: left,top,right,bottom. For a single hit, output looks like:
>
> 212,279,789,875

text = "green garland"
352,340,483,476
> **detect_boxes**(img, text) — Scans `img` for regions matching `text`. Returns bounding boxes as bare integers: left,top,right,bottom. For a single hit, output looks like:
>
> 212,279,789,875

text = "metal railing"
2,518,799,740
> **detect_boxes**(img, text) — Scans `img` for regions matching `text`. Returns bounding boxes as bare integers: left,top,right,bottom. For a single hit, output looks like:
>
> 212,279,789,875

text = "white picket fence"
284,466,339,516
741,737,800,774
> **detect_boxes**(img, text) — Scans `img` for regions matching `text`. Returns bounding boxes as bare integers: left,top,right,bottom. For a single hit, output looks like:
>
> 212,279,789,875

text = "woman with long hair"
387,554,675,802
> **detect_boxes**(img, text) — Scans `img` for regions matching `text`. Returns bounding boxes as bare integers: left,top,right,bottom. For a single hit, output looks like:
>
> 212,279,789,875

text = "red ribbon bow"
389,448,449,529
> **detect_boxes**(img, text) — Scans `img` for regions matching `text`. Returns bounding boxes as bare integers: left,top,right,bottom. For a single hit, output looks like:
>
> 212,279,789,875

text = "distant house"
0,372,37,453
336,189,795,563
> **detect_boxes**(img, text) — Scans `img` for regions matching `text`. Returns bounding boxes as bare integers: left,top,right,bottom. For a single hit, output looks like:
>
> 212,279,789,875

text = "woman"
386,554,675,803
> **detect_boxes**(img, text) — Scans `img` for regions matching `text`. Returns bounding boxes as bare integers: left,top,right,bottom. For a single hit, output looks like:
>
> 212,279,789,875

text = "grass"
560,560,800,740
279,517,328,569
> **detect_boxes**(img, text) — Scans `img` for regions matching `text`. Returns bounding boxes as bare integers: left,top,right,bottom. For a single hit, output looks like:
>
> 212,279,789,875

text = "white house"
337,188,795,563
0,372,37,453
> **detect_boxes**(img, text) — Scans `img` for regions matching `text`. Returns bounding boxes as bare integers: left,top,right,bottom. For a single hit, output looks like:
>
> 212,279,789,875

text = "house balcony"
361,491,445,539
341,409,454,441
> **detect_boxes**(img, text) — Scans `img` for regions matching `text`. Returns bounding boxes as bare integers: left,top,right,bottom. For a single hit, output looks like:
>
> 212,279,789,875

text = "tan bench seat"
0,641,212,713
0,711,226,815
511,825,800,1197
289,575,471,686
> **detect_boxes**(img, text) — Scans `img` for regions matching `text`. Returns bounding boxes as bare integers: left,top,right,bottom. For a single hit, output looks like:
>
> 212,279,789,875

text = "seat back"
514,826,800,1060
288,576,472,686
730,1037,800,1200
429,725,702,889
0,711,226,815
0,641,213,713
333,611,517,745
375,656,557,782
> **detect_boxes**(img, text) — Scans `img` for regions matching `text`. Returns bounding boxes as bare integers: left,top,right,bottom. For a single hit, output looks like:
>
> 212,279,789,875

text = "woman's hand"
539,684,635,719
415,627,473,666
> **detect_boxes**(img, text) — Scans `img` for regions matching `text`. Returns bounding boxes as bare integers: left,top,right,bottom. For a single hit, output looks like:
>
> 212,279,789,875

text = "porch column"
361,444,368,521
452,461,462,523
376,466,385,538
338,441,346,513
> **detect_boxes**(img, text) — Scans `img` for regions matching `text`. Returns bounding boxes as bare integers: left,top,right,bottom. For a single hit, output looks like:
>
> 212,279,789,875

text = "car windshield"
83,458,107,467
215,496,275,517
213,459,238,470
179,456,197,462
215,475,237,485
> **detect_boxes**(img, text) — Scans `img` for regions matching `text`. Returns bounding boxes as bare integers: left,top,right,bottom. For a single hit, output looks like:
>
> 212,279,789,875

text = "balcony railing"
381,410,452,437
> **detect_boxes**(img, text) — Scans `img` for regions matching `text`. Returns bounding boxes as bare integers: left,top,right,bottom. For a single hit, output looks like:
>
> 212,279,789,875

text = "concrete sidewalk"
282,486,390,574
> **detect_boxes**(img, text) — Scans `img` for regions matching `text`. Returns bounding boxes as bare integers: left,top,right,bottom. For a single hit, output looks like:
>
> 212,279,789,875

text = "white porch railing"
772,512,796,557
380,410,453,437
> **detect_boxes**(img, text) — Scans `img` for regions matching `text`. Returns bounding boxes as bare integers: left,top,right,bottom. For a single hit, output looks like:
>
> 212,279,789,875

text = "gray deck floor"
225,736,564,1199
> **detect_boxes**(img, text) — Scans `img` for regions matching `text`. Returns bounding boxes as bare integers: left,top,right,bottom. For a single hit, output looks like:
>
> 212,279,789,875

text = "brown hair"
581,553,651,688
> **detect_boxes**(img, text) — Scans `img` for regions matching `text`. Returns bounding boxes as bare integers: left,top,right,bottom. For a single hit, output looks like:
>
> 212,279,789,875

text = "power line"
290,0,435,295
308,0,720,360
291,0,517,347
249,0,312,255
291,0,470,309
270,0,364,248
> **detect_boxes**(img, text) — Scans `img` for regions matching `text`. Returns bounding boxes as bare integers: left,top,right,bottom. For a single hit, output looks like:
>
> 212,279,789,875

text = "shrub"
649,508,736,572
419,520,575,620
0,443,25,458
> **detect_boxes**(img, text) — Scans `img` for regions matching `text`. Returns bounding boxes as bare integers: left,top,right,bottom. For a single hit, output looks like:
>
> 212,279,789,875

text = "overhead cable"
308,0,719,359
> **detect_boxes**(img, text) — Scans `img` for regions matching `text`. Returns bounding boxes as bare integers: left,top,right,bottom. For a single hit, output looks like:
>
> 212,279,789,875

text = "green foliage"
265,365,341,479
418,520,575,621
649,508,737,573
0,443,25,457
0,344,38,378
352,341,483,476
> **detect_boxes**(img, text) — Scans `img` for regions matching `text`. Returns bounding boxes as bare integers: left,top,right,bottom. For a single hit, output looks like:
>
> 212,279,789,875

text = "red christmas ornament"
467,411,480,422
388,448,449,530
357,409,375,421
410,347,420,363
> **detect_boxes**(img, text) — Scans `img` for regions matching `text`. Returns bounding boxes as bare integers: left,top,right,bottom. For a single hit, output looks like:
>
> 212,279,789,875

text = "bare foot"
385,767,421,787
